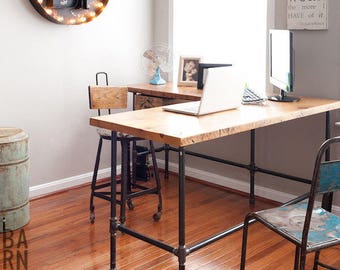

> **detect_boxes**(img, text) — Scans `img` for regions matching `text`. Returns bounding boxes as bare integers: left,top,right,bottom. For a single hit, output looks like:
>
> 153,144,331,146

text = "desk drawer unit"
134,94,187,110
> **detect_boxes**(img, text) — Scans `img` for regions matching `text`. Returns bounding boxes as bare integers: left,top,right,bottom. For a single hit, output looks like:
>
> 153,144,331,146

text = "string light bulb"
95,2,104,8
44,8,52,15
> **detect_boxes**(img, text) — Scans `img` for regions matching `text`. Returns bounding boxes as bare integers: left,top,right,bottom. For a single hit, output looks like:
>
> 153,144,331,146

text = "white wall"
172,1,267,94
155,0,340,207
0,0,153,189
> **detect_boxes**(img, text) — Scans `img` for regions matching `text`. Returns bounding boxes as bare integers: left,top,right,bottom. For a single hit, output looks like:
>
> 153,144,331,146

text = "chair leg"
90,137,103,224
164,143,170,179
313,251,320,270
149,140,162,221
313,251,340,270
126,141,134,210
240,214,252,270
316,261,340,270
294,247,301,270
299,249,307,270
131,141,137,185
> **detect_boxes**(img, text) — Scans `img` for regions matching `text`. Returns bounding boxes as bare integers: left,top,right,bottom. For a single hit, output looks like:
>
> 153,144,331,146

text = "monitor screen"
269,29,294,93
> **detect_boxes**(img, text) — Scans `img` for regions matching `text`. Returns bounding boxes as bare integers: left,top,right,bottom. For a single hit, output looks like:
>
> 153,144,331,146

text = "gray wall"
1,0,338,205
0,0,153,189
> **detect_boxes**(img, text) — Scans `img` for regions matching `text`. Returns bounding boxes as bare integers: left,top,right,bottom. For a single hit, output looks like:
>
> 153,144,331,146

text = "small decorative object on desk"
142,44,172,85
178,56,201,87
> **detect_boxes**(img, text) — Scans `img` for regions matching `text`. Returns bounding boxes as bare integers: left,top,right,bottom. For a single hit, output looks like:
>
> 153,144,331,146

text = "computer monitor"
269,29,299,102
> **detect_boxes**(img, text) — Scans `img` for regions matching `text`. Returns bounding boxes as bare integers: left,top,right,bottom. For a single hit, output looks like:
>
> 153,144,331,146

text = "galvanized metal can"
0,127,30,232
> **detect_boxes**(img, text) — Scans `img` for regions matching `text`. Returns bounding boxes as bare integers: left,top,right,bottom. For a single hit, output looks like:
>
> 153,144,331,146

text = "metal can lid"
0,127,28,144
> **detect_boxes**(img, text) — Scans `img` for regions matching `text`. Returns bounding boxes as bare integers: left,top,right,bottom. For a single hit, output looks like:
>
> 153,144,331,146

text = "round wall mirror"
29,0,109,25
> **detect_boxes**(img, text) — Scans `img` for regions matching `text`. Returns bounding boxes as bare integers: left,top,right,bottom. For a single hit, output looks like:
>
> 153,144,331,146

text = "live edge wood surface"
90,97,340,147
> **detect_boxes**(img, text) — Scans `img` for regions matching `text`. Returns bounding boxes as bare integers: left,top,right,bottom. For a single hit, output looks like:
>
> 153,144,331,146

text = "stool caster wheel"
153,212,161,222
90,212,95,224
127,199,135,210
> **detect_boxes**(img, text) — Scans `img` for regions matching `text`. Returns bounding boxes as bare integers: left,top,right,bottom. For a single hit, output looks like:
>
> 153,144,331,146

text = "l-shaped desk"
90,84,340,270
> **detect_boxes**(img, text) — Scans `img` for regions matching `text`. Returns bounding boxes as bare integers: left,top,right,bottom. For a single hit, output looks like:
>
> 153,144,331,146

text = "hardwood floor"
1,173,339,269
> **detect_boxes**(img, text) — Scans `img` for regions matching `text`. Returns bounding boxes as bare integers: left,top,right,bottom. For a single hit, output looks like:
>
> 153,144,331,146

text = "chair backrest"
88,86,128,115
318,160,340,194
301,136,340,248
312,136,340,196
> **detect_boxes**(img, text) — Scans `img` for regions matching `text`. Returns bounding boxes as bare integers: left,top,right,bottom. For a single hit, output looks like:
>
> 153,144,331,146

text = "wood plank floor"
1,173,339,269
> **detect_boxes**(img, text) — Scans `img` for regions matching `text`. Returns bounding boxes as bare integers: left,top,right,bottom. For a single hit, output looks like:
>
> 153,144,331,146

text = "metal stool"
89,72,162,224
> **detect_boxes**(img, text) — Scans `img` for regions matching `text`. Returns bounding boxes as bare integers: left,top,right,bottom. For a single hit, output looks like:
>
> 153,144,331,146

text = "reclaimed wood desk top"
128,83,202,101
90,97,340,147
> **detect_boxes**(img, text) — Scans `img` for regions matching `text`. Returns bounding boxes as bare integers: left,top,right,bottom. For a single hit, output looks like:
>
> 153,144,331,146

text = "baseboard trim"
29,166,121,199
156,159,340,215
157,160,293,202
29,160,340,215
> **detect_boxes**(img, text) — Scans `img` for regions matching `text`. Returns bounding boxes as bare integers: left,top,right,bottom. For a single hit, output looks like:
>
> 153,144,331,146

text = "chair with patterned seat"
240,136,340,270
88,72,162,224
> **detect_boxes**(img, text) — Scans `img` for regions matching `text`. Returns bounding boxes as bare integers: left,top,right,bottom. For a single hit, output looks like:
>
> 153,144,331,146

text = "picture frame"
178,56,201,87
46,0,79,8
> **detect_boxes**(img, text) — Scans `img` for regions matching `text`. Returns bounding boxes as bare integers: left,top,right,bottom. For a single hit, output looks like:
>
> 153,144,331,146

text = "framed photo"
46,0,82,9
178,56,201,87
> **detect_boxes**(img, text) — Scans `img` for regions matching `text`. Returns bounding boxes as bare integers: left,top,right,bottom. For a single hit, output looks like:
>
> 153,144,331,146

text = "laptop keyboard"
180,104,199,113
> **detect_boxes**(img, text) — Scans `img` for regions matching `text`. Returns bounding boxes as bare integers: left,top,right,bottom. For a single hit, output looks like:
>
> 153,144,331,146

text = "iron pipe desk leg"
249,129,256,204
110,131,118,270
178,147,188,269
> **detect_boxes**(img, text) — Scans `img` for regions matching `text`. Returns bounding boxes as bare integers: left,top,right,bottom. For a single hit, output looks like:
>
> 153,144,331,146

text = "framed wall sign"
287,0,328,30
29,0,109,25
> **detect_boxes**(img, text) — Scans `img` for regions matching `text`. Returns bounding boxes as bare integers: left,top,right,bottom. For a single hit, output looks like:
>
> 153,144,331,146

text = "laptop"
163,67,244,116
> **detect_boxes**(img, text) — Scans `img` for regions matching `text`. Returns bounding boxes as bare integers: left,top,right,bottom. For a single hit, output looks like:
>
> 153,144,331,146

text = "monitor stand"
269,89,300,102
